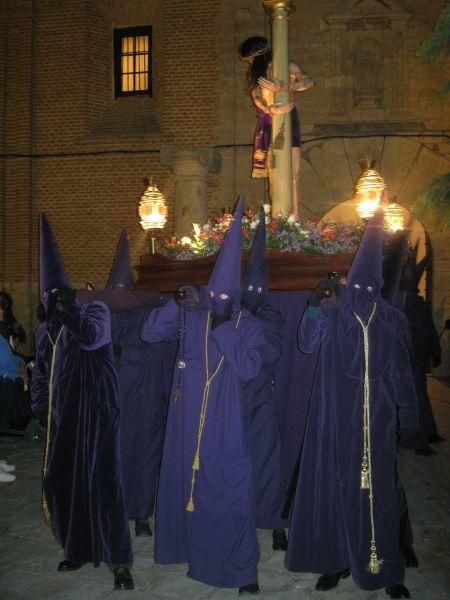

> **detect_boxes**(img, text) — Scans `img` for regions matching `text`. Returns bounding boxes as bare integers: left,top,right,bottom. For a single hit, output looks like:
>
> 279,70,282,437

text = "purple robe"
243,303,286,529
141,299,263,588
285,300,418,590
111,307,176,520
31,301,133,567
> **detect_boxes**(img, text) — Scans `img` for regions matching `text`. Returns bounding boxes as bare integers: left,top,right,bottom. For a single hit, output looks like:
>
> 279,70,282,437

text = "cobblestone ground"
0,378,449,600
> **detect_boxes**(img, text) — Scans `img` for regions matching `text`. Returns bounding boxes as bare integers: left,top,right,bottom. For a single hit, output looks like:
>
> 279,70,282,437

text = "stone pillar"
263,0,295,215
160,147,222,237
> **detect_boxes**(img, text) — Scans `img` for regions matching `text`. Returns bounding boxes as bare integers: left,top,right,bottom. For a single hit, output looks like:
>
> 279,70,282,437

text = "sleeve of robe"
30,325,50,422
52,301,111,350
394,313,420,429
297,305,330,354
210,312,279,383
140,298,180,343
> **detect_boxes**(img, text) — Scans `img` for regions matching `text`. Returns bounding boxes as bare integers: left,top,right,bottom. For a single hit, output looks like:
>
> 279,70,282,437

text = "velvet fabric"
285,297,418,590
404,295,441,439
31,301,133,567
243,303,286,529
207,197,243,316
111,306,176,520
107,229,135,290
141,299,262,588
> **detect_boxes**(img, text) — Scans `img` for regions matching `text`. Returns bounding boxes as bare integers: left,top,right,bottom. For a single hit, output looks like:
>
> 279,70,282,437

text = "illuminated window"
114,26,152,97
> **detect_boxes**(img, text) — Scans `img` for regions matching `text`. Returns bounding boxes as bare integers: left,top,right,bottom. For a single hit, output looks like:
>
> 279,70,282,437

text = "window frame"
113,26,152,98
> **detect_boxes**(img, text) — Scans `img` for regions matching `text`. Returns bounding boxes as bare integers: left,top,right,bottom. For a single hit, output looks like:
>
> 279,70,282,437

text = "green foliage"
416,172,450,229
416,2,450,64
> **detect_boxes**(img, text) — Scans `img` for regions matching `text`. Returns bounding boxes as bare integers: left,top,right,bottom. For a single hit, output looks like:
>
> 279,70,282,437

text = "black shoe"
401,543,419,568
427,433,446,444
414,447,437,456
385,584,411,598
315,568,350,591
135,519,153,537
57,560,84,572
238,582,260,595
113,566,134,590
272,528,288,551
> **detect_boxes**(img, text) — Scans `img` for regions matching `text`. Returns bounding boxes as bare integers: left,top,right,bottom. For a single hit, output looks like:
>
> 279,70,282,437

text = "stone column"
160,147,222,237
263,0,295,215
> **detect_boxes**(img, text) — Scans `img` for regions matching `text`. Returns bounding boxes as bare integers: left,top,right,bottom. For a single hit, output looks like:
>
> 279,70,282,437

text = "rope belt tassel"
354,304,383,575
185,311,242,512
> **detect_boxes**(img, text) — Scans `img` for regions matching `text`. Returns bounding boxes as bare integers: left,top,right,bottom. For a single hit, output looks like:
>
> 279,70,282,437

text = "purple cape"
285,299,418,590
111,306,176,520
243,303,286,529
31,301,133,566
141,299,264,588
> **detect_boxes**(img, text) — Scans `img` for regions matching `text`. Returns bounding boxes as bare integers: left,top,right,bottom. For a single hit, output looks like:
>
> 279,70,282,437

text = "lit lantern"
138,178,168,254
383,197,405,232
355,159,386,220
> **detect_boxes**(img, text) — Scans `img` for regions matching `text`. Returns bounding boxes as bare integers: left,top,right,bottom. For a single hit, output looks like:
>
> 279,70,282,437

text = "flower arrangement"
161,210,390,260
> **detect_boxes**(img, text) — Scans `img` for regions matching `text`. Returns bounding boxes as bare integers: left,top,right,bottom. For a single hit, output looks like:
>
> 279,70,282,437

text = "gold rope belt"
354,303,382,574
186,311,242,512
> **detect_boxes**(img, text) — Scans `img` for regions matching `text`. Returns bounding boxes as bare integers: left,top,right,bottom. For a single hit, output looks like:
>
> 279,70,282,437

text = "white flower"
180,236,192,245
287,214,297,223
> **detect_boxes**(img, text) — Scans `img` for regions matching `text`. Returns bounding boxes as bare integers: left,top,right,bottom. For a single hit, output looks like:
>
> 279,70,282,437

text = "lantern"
138,178,167,254
355,159,386,220
383,197,405,232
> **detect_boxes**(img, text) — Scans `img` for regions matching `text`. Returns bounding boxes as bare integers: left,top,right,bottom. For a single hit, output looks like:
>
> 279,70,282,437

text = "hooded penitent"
107,229,135,290
241,210,268,314
286,210,418,591
31,214,133,567
206,196,244,317
39,213,72,316
108,229,175,523
345,209,384,319
241,209,286,529
141,195,268,589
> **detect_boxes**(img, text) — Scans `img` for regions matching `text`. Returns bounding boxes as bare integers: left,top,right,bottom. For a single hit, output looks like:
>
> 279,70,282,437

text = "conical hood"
207,196,244,306
107,229,135,290
347,209,384,289
242,209,267,292
39,213,71,297
382,231,408,306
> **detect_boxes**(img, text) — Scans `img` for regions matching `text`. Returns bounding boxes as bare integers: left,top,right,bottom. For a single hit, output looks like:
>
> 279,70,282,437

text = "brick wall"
0,0,449,373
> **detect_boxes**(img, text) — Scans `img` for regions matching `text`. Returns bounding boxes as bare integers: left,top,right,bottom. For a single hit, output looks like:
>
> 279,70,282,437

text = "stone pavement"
0,378,449,600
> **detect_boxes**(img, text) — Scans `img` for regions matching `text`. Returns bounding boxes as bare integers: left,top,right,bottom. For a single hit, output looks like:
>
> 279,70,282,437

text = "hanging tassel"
368,553,383,574
192,453,200,471
186,498,195,512
361,469,370,489
273,119,285,150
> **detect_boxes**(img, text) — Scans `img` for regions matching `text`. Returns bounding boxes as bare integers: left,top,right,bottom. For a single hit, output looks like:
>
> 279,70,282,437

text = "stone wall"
1,0,449,372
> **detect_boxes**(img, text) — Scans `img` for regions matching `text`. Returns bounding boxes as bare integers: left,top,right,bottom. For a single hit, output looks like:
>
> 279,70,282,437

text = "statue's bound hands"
308,279,340,307
258,76,289,93
269,101,294,115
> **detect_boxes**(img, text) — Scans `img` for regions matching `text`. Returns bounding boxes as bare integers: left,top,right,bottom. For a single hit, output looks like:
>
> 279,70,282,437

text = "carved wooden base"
135,250,354,292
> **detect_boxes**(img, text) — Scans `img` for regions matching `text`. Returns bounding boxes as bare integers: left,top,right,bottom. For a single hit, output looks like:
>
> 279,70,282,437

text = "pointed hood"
241,210,268,313
346,209,384,317
207,196,244,314
381,231,408,307
39,213,71,298
107,229,135,290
